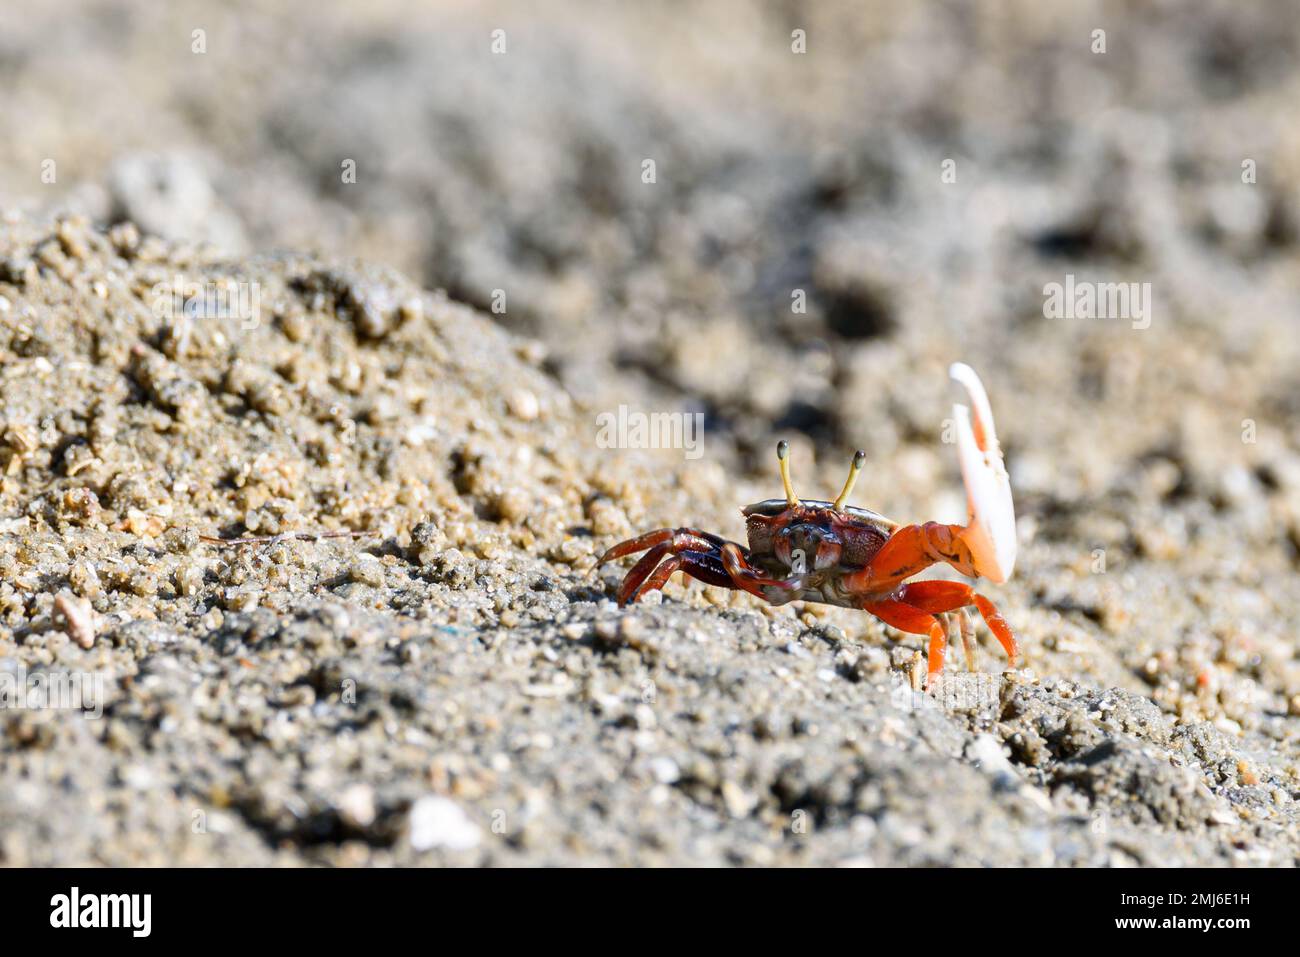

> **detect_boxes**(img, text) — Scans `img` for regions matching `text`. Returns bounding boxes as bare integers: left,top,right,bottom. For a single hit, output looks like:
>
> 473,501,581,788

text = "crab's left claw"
949,362,1016,583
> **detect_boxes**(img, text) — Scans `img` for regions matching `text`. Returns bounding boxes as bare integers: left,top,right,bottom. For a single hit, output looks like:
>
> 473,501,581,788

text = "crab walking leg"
633,549,759,603
938,611,964,672
615,542,736,605
597,527,727,605
972,593,1018,665
596,528,674,565
893,579,1019,667
938,612,957,671
630,555,683,600
957,607,975,672
615,542,674,604
864,598,950,689
596,527,728,566
598,526,794,605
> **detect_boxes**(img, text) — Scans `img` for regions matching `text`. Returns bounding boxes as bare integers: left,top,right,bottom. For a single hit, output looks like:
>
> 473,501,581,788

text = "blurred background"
4,1,1296,444
6,0,1300,551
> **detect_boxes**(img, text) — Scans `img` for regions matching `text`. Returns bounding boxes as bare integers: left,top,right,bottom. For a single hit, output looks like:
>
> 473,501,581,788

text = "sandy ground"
0,0,1298,865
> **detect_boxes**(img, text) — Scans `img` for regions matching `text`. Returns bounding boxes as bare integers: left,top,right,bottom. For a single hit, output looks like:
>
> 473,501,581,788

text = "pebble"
408,796,482,852
494,488,531,523
53,591,95,649
349,557,385,588
720,780,756,818
966,734,1016,784
648,757,680,784
337,784,377,829
507,388,540,421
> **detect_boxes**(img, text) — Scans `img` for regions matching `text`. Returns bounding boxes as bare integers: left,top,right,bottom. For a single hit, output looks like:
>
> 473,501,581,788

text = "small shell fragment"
507,388,540,422
54,590,96,649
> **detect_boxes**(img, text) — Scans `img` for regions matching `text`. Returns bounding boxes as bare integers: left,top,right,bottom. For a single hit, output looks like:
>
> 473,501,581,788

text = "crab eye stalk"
832,449,866,511
777,440,800,508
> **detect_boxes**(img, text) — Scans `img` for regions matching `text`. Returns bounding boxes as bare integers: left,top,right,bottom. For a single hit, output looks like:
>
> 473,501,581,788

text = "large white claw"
949,362,1016,583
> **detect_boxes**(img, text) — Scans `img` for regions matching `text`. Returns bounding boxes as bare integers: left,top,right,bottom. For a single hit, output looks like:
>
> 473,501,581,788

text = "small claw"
949,362,1016,583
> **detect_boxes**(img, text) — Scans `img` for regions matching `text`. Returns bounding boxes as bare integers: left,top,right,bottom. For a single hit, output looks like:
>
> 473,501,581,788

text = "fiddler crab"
597,363,1018,690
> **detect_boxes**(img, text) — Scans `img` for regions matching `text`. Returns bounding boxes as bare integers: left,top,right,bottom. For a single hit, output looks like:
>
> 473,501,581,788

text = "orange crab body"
598,364,1020,690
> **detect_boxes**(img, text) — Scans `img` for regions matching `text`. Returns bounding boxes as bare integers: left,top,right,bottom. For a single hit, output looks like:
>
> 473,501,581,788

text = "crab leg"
863,598,950,688
597,527,797,606
632,552,743,603
615,542,675,604
596,527,727,565
598,528,731,604
893,579,1019,667
957,607,975,672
